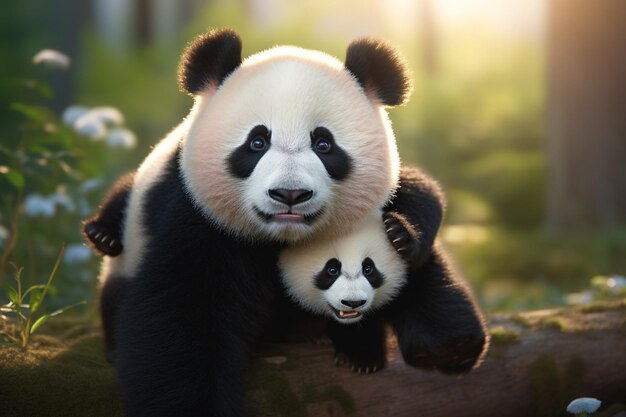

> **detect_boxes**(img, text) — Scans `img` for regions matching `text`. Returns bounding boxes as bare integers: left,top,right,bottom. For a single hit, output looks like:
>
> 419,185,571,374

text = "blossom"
63,244,93,265
74,113,107,140
32,49,70,69
24,194,56,218
62,106,90,126
89,106,124,126
566,398,602,415
106,127,137,149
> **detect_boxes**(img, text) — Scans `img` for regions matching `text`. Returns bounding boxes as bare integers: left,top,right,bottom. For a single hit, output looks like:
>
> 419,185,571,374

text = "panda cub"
279,209,406,373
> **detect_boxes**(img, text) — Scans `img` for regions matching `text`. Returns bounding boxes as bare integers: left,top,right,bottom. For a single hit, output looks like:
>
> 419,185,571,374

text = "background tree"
547,0,626,231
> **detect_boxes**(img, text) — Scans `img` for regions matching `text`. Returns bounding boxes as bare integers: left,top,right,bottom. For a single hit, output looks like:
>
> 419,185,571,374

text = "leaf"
10,103,50,124
0,167,25,189
49,301,86,318
30,315,49,334
7,286,19,305
29,288,43,313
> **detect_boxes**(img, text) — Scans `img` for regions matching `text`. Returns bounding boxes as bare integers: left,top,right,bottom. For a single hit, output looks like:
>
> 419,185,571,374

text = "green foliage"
1,246,85,348
490,326,521,347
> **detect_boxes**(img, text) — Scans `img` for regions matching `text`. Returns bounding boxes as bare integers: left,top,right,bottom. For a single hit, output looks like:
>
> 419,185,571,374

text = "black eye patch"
310,127,352,181
227,125,271,178
315,258,342,290
362,257,384,288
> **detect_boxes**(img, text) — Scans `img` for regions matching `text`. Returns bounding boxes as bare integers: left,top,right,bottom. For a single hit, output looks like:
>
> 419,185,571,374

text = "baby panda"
279,209,407,373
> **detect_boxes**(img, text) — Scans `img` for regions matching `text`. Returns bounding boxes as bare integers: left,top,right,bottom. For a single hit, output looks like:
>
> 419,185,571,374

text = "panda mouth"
254,207,324,224
329,306,362,320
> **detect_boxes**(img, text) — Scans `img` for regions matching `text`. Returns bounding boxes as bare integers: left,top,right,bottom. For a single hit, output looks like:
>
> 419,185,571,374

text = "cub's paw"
82,220,123,257
334,352,386,375
404,334,486,374
382,212,422,264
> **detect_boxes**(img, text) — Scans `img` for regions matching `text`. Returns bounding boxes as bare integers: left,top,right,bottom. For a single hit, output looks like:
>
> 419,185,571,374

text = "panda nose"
341,299,367,308
268,189,313,206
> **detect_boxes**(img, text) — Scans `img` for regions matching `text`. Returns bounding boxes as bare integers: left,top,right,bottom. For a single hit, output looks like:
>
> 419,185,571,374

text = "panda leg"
327,317,387,374
386,247,488,374
99,274,128,363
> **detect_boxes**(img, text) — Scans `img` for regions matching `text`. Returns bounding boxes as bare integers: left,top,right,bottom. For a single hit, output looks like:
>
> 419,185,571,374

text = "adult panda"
85,28,487,416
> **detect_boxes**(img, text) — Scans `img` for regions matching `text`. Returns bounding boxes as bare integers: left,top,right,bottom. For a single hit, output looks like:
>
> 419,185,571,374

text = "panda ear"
178,28,242,95
344,38,412,106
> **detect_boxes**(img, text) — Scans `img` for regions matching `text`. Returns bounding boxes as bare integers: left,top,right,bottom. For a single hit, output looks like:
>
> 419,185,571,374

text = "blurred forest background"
1,0,625,314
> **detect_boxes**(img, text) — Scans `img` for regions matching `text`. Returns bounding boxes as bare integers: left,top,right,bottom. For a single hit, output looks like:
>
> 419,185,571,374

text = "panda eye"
327,267,339,276
363,266,374,276
249,136,268,151
314,138,332,154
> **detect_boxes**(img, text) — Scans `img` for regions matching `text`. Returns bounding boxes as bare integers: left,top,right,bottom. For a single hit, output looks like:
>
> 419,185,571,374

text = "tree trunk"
249,301,626,417
547,0,626,230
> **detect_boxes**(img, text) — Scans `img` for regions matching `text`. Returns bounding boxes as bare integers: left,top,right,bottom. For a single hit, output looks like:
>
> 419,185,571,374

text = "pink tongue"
274,213,304,222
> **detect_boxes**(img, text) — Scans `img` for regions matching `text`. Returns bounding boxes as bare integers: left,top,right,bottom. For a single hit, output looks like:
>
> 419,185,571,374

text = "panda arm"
327,317,387,373
382,165,445,269
385,245,488,374
82,171,135,257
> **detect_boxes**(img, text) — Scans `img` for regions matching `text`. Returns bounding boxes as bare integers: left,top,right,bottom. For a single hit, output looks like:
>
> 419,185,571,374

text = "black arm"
82,171,135,257
382,166,446,269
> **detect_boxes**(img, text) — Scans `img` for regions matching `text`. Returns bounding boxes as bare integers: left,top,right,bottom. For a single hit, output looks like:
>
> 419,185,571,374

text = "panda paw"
82,220,123,257
334,352,385,375
382,212,422,265
404,334,486,374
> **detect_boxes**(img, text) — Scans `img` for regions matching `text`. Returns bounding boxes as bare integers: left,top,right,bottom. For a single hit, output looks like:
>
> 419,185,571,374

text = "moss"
247,361,307,417
302,384,355,414
511,313,531,328
537,317,566,332
0,334,123,417
490,326,521,346
579,299,626,314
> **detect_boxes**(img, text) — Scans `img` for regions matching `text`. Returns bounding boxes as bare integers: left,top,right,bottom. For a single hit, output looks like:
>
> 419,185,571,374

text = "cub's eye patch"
315,258,342,290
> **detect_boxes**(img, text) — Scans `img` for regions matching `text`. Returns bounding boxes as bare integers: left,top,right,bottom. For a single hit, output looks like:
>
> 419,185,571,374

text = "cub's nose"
340,299,367,308
268,189,313,206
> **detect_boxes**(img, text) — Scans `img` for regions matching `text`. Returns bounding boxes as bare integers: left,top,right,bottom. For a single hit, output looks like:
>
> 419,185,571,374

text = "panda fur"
83,29,487,417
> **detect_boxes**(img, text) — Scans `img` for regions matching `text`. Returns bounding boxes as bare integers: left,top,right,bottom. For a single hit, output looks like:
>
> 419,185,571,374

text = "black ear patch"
178,28,242,95
344,38,412,106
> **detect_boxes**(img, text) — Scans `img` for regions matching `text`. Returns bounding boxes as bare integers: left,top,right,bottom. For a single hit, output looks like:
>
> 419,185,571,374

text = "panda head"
279,211,407,324
180,29,412,242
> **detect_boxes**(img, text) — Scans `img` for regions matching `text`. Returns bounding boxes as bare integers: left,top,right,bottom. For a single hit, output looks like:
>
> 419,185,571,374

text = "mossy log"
248,300,626,417
1,301,625,417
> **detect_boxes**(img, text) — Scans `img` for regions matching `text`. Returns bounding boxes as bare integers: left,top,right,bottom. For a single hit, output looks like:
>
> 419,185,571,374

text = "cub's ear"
344,38,412,106
178,28,242,95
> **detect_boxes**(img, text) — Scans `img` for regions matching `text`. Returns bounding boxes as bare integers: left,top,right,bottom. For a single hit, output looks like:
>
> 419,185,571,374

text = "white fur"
279,209,407,323
181,46,400,242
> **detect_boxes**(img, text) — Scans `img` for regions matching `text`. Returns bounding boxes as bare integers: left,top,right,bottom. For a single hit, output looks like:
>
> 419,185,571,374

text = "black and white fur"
83,29,487,417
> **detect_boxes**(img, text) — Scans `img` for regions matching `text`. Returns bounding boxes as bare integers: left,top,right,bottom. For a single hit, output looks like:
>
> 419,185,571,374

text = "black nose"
268,189,313,206
340,299,366,308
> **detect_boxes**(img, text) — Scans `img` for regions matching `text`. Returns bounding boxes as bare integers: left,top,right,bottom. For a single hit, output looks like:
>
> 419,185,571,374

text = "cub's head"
180,29,411,242
278,211,407,323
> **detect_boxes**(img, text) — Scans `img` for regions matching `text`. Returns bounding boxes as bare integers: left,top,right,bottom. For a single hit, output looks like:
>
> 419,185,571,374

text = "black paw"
382,212,422,265
334,352,386,374
307,336,333,346
82,221,123,257
404,334,486,374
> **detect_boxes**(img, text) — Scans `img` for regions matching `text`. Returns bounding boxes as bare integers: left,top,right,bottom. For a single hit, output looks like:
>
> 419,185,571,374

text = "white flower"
566,398,602,414
106,127,137,149
79,178,103,193
32,49,71,69
62,106,90,126
24,194,56,218
74,113,107,140
606,275,626,294
63,244,93,265
89,106,124,126
49,190,75,213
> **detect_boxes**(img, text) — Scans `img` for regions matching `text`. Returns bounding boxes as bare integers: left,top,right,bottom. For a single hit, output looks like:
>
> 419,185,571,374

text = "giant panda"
83,28,487,417
279,209,486,375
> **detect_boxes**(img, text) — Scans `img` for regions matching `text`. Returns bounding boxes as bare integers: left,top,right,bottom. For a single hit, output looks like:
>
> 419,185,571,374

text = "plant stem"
0,187,24,286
